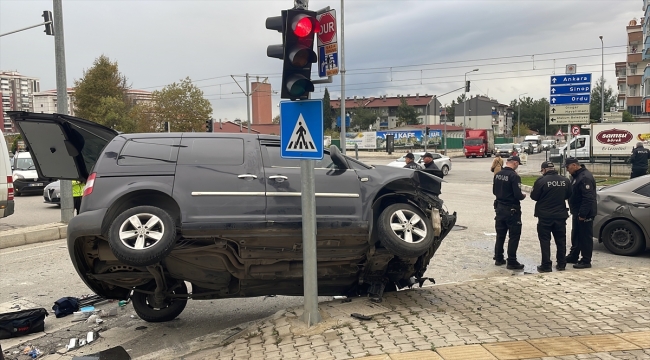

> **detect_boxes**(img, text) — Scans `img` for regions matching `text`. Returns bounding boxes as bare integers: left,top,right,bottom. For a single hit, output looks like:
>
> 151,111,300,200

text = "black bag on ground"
52,297,80,318
0,308,48,339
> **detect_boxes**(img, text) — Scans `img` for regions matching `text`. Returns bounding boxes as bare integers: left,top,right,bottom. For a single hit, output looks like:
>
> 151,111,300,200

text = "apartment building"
0,71,40,133
32,88,153,117
642,0,650,119
453,95,514,135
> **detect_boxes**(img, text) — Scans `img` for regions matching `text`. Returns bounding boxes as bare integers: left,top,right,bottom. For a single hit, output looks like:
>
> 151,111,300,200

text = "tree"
622,111,635,122
446,100,456,121
396,97,419,126
349,103,377,130
590,78,617,122
322,88,332,132
149,77,212,132
272,115,280,124
511,122,531,137
74,55,132,131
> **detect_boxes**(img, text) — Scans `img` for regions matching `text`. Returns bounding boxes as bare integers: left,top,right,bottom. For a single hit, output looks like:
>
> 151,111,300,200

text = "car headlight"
13,173,24,181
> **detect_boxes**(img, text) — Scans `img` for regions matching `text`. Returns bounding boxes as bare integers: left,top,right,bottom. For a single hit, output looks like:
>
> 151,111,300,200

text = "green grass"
520,176,628,187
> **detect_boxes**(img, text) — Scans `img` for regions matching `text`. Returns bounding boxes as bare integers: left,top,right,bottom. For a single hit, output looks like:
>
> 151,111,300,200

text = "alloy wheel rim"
118,213,165,250
389,209,427,244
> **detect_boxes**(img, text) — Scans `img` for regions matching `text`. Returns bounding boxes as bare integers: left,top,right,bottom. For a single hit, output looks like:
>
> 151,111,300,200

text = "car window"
178,138,244,165
633,183,650,198
15,157,34,170
262,145,337,169
432,154,441,159
118,138,177,166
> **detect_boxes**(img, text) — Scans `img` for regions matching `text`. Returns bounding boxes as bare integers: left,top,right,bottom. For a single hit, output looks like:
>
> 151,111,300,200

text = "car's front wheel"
131,281,188,323
108,206,177,266
442,165,449,176
377,203,434,258
602,220,646,256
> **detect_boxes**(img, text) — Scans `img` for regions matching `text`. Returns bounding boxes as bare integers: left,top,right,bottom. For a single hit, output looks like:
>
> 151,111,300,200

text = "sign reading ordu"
280,100,324,160
317,10,339,78
549,73,591,125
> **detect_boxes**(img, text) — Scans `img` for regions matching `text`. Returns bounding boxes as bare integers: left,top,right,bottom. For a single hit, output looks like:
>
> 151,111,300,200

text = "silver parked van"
0,129,15,217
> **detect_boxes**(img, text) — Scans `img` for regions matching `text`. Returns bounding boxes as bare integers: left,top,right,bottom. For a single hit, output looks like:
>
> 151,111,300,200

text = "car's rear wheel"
131,281,188,323
601,220,646,256
108,206,177,266
377,203,434,258
442,165,449,176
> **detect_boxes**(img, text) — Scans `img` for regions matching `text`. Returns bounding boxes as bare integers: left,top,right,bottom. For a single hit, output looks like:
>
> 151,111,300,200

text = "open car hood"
8,112,119,181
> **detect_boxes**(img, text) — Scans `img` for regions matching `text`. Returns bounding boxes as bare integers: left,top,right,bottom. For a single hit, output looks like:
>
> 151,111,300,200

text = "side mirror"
11,166,14,170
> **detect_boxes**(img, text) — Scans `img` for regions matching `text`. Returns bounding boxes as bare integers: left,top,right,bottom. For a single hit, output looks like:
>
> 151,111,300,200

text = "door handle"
238,174,258,180
269,175,288,182
631,202,650,208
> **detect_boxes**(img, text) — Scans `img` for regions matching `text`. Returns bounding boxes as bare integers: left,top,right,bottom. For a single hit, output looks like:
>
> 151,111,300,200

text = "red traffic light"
292,15,319,38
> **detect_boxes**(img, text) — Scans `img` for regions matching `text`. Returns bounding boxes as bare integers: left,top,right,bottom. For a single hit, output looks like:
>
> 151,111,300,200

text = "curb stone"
0,222,67,249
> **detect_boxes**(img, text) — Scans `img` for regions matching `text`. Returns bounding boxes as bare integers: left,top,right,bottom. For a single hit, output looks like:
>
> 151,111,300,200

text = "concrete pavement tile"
527,337,592,356
483,340,546,360
615,331,650,348
385,350,443,360
573,334,640,352
436,344,498,360
354,355,391,360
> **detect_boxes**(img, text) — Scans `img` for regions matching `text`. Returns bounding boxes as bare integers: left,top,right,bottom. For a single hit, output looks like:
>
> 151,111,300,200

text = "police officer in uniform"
565,157,597,269
422,153,440,170
630,142,649,178
492,155,526,270
530,161,572,272
403,153,422,170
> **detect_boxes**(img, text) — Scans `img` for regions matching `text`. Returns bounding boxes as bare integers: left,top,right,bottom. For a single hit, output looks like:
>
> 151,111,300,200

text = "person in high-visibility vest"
72,180,85,215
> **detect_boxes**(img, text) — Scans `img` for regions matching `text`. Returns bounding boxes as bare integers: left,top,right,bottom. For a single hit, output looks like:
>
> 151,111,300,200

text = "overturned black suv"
11,112,456,323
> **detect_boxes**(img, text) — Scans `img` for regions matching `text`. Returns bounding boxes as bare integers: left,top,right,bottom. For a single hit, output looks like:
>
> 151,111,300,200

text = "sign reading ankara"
550,73,592,85
280,100,324,160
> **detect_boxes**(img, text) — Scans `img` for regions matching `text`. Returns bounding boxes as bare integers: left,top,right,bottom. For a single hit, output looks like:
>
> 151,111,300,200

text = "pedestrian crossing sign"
280,100,324,160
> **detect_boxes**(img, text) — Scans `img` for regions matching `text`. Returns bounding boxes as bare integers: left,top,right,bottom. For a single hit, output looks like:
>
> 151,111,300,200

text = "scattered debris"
78,339,86,347
71,346,131,360
86,331,95,344
52,297,80,318
135,326,147,331
100,307,119,317
341,298,352,303
27,346,41,359
350,313,372,321
67,338,77,351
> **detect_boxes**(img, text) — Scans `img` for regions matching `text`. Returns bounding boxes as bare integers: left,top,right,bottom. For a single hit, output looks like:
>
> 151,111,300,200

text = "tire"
442,165,449,176
601,220,646,256
377,203,435,258
131,281,188,323
465,156,470,159
108,205,177,266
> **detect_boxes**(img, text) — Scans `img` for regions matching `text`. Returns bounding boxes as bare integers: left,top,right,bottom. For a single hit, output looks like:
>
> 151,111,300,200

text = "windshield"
521,142,530,146
542,140,554,145
15,157,35,170
496,144,512,149
465,139,483,146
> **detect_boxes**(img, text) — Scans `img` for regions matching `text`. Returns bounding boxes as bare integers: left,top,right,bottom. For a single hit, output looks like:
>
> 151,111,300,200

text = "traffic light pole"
339,0,346,155
0,22,51,37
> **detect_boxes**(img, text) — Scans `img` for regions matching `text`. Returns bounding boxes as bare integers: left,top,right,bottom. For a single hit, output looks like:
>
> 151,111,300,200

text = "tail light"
7,176,13,201
83,173,96,197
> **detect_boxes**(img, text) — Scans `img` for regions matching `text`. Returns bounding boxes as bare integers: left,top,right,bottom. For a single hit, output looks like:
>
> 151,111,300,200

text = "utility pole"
600,36,604,122
246,73,251,133
339,0,346,154
463,69,478,143
517,92,527,142
53,0,73,223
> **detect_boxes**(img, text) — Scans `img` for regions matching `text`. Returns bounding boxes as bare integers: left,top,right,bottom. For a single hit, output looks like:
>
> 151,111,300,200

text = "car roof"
119,133,277,140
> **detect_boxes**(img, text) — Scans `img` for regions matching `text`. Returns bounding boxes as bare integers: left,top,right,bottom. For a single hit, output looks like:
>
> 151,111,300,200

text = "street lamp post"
600,36,604,122
463,69,479,143
517,93,527,142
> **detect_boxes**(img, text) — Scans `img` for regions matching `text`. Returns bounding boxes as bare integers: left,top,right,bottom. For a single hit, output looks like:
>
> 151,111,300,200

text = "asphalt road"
0,192,61,231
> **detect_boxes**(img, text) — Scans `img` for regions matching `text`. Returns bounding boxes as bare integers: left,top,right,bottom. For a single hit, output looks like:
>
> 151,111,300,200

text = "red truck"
464,129,494,158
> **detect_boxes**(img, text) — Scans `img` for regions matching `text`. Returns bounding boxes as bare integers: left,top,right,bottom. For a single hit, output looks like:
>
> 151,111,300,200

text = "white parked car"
11,151,51,196
386,152,452,175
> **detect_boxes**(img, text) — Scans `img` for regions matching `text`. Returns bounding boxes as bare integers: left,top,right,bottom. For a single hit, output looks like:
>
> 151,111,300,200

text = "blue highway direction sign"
550,84,591,95
280,100,324,160
550,94,590,105
550,73,592,85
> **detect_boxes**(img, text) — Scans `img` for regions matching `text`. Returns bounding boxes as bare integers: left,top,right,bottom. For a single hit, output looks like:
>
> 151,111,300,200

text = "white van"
0,130,15,217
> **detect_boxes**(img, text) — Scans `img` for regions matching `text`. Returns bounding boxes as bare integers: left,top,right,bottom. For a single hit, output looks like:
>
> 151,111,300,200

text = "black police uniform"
492,166,526,265
630,146,649,178
423,161,439,170
567,165,597,265
530,170,572,270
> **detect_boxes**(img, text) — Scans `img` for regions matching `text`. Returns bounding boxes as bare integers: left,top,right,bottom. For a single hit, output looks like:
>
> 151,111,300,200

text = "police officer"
530,161,572,272
72,180,84,215
492,155,526,270
403,153,422,170
630,142,649,178
565,157,597,269
422,153,439,170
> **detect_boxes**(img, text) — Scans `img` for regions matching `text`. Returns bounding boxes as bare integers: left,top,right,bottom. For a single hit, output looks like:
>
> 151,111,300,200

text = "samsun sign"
595,128,633,145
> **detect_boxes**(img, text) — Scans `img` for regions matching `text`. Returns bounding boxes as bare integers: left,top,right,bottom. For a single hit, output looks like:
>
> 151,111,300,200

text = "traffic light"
425,127,430,136
465,80,470,92
205,120,213,133
282,9,318,100
42,11,54,36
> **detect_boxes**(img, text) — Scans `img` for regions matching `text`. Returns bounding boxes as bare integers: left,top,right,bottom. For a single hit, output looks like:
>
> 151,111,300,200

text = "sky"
0,0,643,121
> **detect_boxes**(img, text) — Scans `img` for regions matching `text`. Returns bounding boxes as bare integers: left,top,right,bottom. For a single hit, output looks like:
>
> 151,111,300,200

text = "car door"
630,182,650,237
8,111,118,181
260,141,363,226
174,135,267,235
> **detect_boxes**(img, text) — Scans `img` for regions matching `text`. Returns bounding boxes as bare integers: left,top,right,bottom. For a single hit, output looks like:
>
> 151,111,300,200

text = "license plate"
30,183,43,187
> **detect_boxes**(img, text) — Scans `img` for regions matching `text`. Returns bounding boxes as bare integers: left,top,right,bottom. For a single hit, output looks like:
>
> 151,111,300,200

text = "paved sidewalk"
0,222,66,249
178,267,650,360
